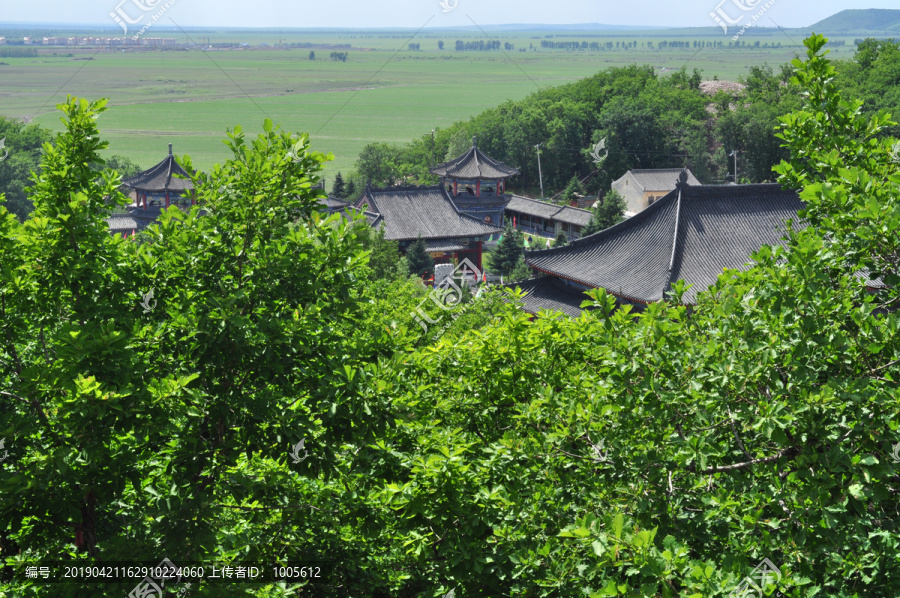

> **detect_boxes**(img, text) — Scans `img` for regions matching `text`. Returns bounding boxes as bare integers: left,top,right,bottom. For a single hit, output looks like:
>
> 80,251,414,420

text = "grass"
0,28,858,178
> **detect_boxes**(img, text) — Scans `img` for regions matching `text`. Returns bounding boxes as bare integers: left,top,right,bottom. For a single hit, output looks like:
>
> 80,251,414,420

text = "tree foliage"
405,234,434,279
0,117,53,220
331,170,346,198
488,222,525,276
582,188,626,236
3,35,900,598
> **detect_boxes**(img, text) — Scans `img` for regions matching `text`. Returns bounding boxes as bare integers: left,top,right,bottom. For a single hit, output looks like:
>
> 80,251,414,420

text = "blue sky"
2,0,896,29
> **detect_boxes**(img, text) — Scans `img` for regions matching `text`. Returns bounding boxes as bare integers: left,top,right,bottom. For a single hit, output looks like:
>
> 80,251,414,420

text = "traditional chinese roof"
106,214,140,235
525,183,805,305
507,276,595,318
430,137,520,180
106,204,205,236
506,195,592,227
614,168,701,192
354,184,501,241
121,143,194,194
317,197,351,212
425,240,468,253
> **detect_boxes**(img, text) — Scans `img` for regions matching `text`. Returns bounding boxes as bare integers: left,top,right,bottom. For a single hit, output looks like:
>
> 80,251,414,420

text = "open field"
0,27,858,176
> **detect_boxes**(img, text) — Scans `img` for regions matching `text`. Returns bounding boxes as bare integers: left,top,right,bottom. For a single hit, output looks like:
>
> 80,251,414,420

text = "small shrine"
121,143,195,209
430,137,520,226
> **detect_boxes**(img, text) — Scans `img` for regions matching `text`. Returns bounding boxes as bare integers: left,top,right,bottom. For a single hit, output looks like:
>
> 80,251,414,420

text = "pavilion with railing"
430,137,520,226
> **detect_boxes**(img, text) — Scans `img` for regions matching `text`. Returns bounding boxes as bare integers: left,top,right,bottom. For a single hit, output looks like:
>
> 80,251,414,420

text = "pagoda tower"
121,143,195,209
430,137,519,225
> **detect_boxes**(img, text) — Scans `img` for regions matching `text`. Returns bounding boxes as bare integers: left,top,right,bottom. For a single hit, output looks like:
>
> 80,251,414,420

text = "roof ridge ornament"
168,143,173,156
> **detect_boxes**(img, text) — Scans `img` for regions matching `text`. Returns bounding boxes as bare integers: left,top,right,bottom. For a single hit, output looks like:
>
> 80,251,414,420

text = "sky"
1,0,897,30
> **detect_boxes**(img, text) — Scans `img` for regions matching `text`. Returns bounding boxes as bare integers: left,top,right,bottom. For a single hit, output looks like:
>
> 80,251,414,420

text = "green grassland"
0,27,858,176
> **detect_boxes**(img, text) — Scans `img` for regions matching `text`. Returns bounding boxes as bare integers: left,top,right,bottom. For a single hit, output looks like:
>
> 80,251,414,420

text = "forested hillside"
1,35,899,597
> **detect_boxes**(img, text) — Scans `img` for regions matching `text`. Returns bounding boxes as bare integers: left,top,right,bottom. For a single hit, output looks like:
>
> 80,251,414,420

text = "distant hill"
808,9,900,34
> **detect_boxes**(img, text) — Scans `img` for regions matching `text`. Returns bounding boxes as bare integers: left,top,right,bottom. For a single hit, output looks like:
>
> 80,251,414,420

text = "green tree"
344,177,357,201
0,116,53,220
405,234,434,279
0,98,408,596
561,174,584,202
444,127,472,161
355,142,400,187
332,171,346,198
507,256,534,282
489,222,525,275
582,188,626,235
309,50,315,60
553,229,568,247
104,154,142,179
359,223,404,280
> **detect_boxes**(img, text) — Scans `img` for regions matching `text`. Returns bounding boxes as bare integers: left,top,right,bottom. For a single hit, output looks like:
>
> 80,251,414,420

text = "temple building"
513,182,805,317
107,144,196,237
430,137,520,226
612,168,701,216
122,143,195,209
353,184,500,270
504,195,592,241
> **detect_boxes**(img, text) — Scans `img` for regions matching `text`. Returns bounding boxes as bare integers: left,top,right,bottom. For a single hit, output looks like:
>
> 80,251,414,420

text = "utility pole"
729,149,738,183
535,142,544,199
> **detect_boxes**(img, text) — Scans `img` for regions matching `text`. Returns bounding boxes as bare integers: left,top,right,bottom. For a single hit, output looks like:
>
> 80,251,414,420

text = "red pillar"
453,180,458,196
476,180,481,197
165,192,170,208
477,241,483,271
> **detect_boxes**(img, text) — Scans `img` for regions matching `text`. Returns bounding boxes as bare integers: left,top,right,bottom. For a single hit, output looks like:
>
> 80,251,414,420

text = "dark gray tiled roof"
107,214,139,234
506,276,595,318
318,197,350,211
430,140,520,180
354,185,501,241
121,146,194,194
553,205,592,227
617,168,701,192
506,195,592,227
526,184,805,304
425,240,467,252
313,197,380,226
106,204,202,235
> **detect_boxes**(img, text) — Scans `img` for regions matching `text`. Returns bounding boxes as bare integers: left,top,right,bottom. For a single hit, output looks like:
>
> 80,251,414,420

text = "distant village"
0,35,180,48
